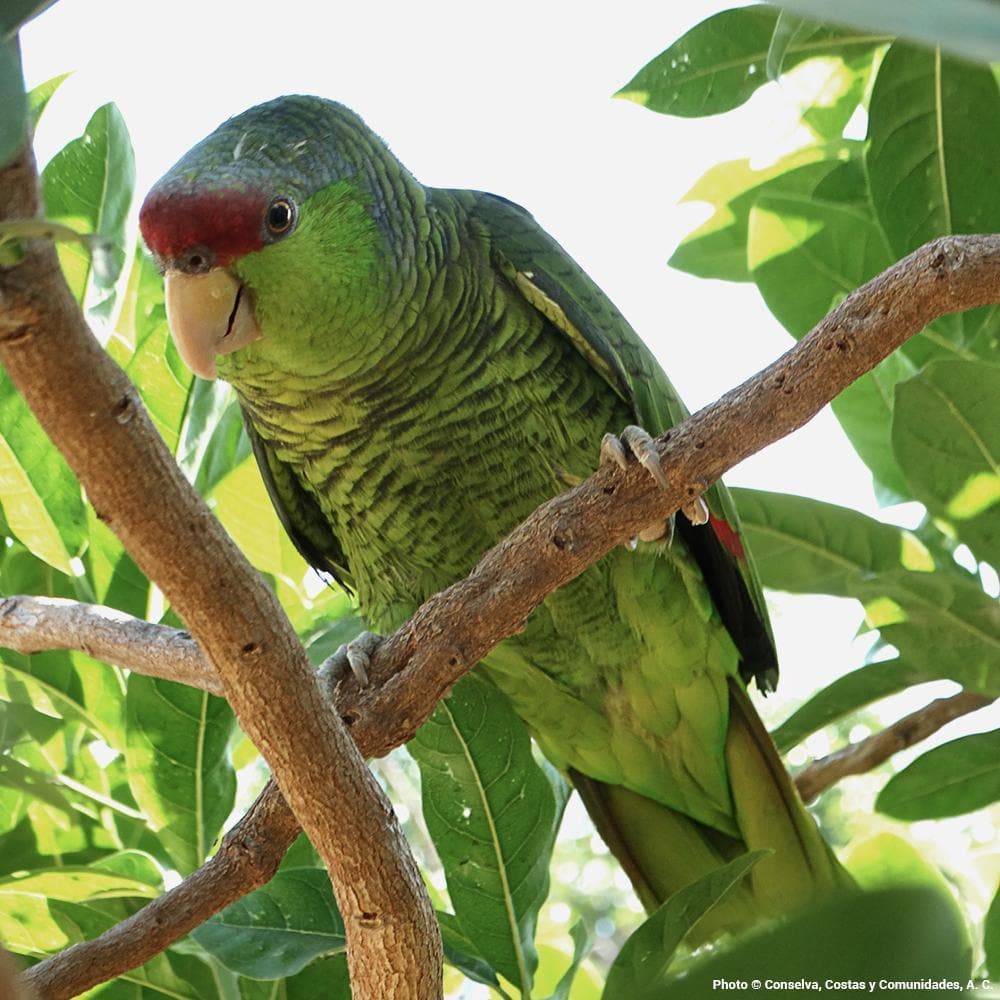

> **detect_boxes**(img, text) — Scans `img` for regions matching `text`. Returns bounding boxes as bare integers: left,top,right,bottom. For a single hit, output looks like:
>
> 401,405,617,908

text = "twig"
794,691,996,803
1,146,441,998
22,779,298,999
0,596,220,694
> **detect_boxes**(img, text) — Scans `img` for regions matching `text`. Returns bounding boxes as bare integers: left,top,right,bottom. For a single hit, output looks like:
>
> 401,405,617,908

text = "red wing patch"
709,514,745,561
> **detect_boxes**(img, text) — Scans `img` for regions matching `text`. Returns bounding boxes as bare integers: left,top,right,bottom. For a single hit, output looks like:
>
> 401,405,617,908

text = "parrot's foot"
318,630,382,689
600,425,710,539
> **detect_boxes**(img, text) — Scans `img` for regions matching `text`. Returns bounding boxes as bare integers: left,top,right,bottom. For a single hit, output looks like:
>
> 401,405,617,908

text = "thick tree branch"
0,150,442,997
794,691,996,803
4,228,1000,993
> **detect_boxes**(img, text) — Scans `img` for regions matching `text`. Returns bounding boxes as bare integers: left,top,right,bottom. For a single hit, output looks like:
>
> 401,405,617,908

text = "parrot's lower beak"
163,269,262,380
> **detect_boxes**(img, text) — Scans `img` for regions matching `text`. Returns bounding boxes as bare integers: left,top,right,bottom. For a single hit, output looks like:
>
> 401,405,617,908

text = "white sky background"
19,0,991,718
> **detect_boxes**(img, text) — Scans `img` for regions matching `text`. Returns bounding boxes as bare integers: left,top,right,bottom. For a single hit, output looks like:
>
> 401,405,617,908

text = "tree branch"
0,596,221,694
0,148,442,997
22,779,298,999
794,691,996,803
4,228,1000,992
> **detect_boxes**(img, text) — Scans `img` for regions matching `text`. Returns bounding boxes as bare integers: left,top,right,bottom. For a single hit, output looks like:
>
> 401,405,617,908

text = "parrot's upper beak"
164,270,262,380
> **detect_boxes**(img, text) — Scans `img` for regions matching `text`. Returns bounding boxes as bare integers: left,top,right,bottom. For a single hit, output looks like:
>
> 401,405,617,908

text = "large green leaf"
603,852,768,999
616,8,886,118
876,729,1000,820
893,360,1000,569
0,372,86,574
867,43,1000,260
41,102,135,317
0,0,61,37
670,144,864,282
192,867,346,979
773,0,1000,64
124,676,236,873
410,673,568,993
732,489,1000,692
656,886,970,998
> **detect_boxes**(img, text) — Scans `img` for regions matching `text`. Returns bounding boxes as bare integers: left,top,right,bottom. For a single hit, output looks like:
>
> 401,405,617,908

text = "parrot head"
139,95,399,379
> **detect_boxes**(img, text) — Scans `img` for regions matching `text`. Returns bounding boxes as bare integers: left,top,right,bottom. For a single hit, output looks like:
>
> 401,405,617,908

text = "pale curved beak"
163,270,262,380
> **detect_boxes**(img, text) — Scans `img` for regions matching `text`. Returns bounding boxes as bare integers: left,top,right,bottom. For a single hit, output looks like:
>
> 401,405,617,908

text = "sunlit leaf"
41,102,135,317
670,144,863,282
876,729,1000,820
0,373,86,574
192,867,346,979
124,676,236,873
27,70,69,129
616,9,886,117
893,360,1000,569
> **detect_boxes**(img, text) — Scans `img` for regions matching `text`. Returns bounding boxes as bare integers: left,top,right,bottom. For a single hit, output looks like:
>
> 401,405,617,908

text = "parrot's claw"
319,630,382,690
601,425,668,488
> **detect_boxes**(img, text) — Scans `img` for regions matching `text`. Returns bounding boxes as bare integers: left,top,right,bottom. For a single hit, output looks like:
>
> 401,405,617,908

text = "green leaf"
410,673,567,992
41,102,135,317
544,919,593,1000
986,884,1000,979
876,729,1000,820
603,852,768,999
670,144,864,283
0,866,158,902
0,39,26,167
238,954,351,1000
893,360,1000,569
0,372,86,574
655,886,970,998
124,676,236,873
437,910,501,989
27,70,69,129
192,867,346,979
772,658,932,752
773,0,1000,64
867,43,1000,260
120,251,193,455
732,489,1000,692
731,488,934,595
616,9,887,118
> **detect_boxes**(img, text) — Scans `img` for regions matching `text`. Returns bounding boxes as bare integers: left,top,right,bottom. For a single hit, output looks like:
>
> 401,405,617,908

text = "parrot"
138,95,850,939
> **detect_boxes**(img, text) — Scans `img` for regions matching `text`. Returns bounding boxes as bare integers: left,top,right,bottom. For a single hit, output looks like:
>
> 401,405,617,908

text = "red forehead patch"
139,188,269,268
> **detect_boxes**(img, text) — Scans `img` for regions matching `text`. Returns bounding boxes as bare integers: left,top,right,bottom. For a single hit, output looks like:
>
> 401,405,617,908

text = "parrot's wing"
242,409,354,592
462,190,777,691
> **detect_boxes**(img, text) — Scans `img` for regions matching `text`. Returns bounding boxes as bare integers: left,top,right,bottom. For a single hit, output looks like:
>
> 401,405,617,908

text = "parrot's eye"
265,197,296,238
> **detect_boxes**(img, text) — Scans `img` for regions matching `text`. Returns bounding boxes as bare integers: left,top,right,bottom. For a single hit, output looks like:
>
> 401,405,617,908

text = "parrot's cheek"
164,269,262,380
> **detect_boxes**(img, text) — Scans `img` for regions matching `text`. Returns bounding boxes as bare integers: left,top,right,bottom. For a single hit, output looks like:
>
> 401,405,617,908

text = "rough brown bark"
0,149,442,998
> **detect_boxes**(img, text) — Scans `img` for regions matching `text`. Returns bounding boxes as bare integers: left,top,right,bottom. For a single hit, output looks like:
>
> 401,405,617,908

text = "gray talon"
319,630,382,689
620,425,668,489
600,432,629,472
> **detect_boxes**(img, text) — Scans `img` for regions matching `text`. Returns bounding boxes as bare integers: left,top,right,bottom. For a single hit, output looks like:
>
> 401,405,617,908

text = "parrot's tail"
571,678,852,942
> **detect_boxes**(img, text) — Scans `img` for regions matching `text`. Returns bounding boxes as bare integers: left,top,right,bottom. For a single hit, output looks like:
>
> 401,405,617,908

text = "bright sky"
19,1,920,697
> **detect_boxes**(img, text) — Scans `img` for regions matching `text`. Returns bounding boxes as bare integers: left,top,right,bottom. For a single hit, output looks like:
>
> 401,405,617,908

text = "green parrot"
139,95,850,938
